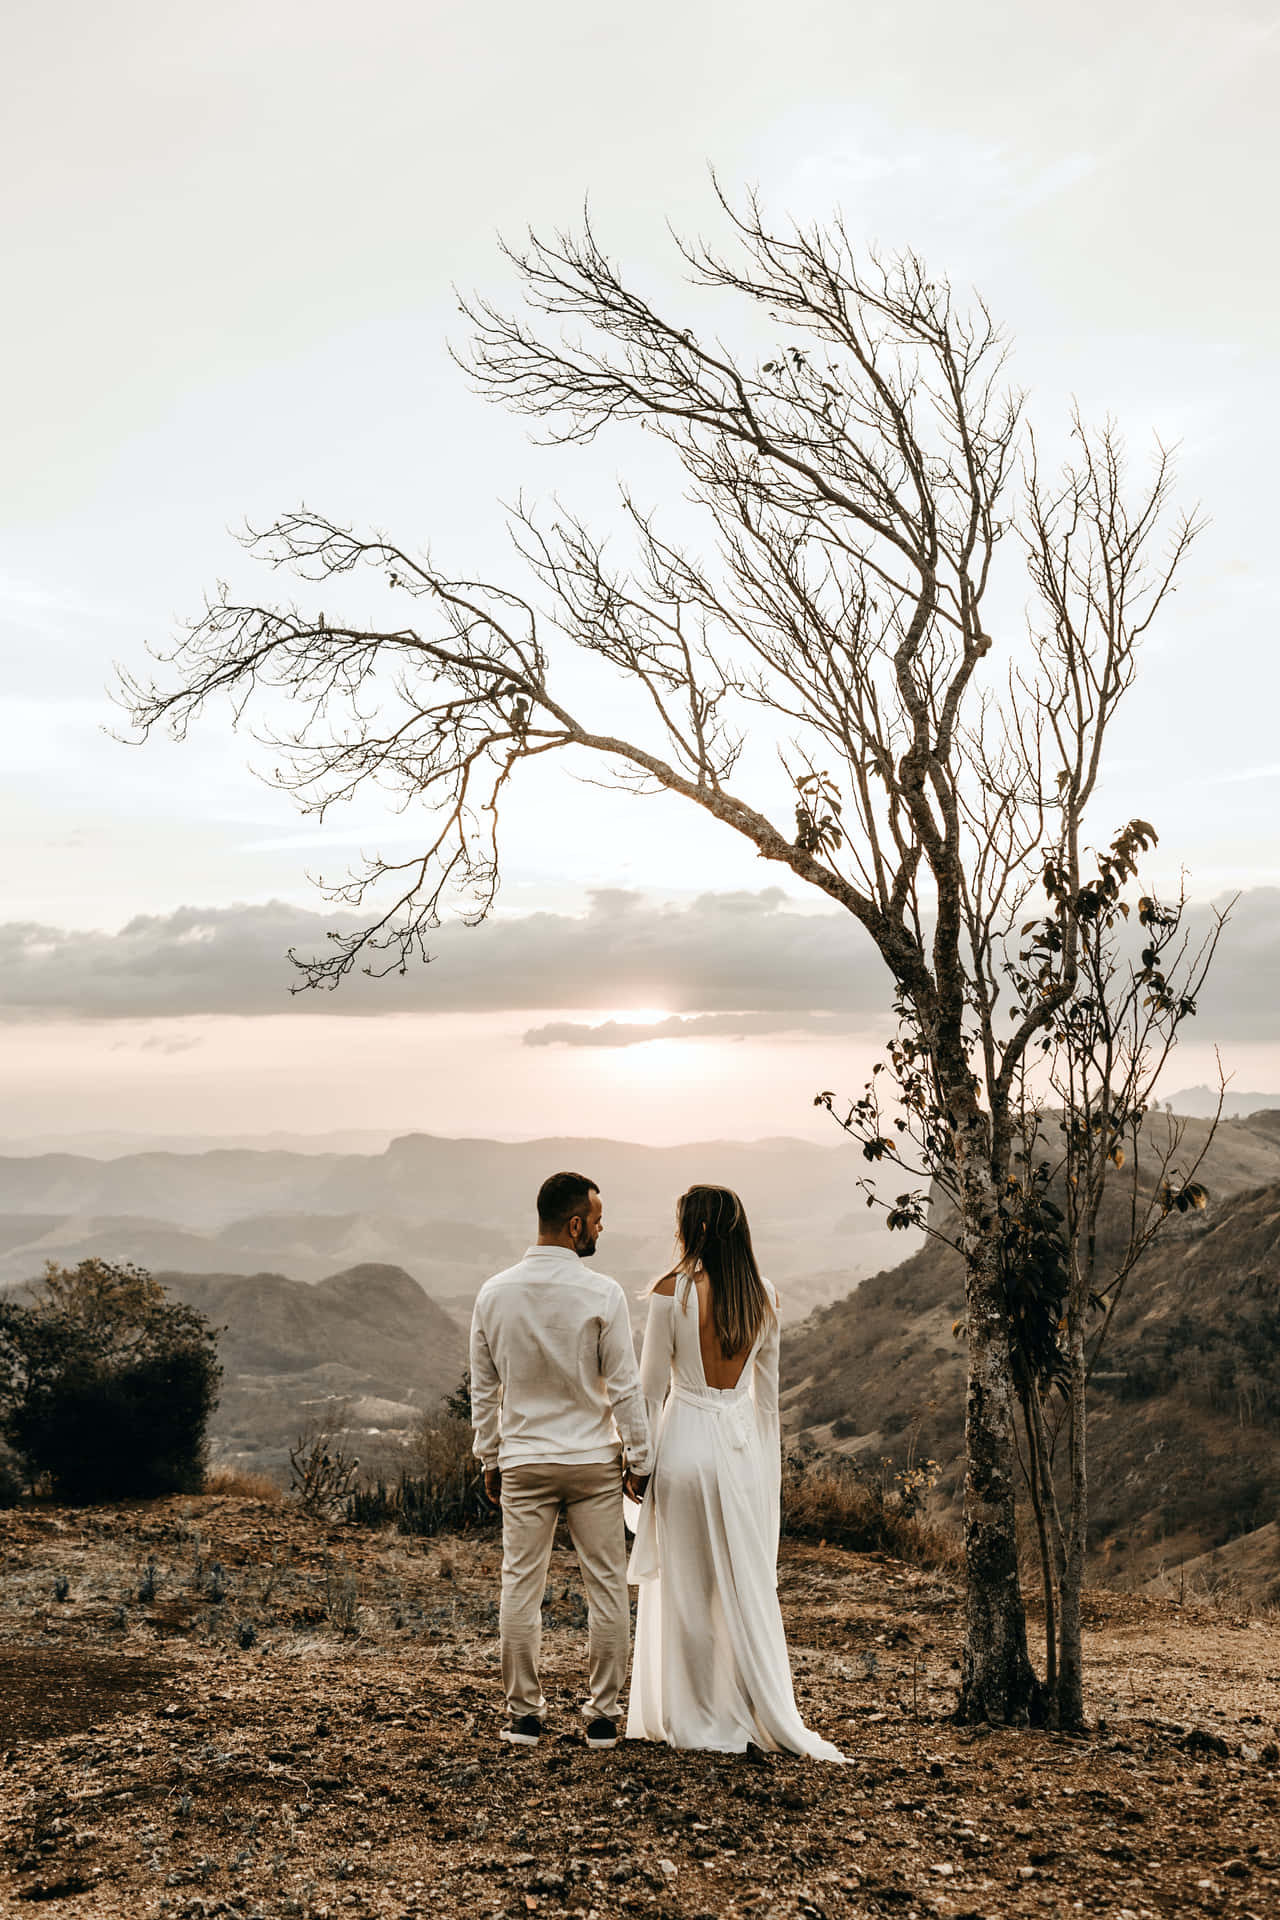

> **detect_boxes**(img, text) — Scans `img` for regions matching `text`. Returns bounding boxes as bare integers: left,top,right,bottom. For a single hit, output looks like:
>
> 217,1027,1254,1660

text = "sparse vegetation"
348,1403,495,1537
322,1553,361,1634
780,1448,958,1571
289,1426,360,1518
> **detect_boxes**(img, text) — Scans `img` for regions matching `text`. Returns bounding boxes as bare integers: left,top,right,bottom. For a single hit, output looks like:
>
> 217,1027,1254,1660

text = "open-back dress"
624,1275,845,1759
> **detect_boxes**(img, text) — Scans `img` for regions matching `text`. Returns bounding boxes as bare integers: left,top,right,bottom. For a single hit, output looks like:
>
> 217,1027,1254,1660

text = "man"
470,1171,651,1749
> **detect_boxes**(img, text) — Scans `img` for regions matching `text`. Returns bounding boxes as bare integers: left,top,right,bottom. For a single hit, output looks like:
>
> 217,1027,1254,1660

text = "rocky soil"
1,1493,1279,1919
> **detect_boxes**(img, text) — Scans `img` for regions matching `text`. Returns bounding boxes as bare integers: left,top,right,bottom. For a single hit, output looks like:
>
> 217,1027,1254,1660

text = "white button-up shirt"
469,1246,652,1473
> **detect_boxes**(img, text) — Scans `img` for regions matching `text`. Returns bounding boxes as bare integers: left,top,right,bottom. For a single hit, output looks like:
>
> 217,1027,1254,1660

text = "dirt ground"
1,1494,1278,1920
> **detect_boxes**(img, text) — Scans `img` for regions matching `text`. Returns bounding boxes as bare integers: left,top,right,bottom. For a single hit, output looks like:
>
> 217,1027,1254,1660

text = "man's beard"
573,1227,597,1258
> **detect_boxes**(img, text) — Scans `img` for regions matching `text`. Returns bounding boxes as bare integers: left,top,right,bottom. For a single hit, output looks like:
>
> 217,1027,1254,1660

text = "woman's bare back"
655,1271,751,1389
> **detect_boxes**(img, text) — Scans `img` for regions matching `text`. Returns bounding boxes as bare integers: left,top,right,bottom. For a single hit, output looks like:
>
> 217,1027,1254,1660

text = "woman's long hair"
660,1184,774,1359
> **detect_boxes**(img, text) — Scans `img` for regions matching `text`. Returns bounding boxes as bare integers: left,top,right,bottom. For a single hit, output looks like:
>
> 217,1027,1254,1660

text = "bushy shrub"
0,1441,23,1507
0,1259,221,1502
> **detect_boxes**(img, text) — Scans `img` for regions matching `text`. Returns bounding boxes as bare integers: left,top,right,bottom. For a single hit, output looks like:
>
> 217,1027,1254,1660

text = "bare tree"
120,191,1203,1723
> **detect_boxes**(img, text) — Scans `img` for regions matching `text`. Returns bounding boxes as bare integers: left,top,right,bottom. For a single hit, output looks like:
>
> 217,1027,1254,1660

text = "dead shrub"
290,1429,360,1518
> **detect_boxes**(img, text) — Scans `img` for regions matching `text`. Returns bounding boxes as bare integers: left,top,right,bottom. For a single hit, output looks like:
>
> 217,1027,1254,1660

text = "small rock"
1222,1860,1250,1879
1182,1728,1230,1757
657,1859,678,1882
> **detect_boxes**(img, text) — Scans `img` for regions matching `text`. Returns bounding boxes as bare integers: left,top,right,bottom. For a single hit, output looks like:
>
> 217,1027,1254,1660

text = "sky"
3,0,1278,1146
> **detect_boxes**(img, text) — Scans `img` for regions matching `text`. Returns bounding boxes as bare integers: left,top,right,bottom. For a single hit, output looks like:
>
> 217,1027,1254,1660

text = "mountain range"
0,1130,901,1320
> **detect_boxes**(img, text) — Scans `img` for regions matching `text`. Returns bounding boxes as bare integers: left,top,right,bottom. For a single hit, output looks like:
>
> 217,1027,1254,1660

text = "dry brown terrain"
2,1492,1279,1920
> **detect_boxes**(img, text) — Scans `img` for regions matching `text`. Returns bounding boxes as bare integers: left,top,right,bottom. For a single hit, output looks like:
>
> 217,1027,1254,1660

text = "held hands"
623,1469,649,1502
483,1466,502,1507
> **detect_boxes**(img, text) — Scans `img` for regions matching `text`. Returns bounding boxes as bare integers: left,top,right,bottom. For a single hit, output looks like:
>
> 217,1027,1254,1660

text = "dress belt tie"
671,1384,755,1450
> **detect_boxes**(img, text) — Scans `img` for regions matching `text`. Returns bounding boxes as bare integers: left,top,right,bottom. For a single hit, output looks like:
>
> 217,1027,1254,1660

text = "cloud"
1,886,1278,1044
0,890,887,1022
524,1012,867,1047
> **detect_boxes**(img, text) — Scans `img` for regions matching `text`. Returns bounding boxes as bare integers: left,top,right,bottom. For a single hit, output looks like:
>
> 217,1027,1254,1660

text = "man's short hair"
537,1170,598,1230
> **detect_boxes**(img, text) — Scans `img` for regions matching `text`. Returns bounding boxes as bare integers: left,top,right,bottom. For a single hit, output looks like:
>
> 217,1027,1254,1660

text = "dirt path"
1,1496,1278,1918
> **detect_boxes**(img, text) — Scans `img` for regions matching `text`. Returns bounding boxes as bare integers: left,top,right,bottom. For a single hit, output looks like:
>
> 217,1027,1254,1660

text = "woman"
625,1184,845,1760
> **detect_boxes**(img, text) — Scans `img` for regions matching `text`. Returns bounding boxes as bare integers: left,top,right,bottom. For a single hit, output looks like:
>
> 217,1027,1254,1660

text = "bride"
624,1184,845,1760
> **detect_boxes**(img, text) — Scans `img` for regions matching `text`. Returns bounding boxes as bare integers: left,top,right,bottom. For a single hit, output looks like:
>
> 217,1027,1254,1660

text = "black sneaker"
499,1714,542,1746
584,1717,619,1749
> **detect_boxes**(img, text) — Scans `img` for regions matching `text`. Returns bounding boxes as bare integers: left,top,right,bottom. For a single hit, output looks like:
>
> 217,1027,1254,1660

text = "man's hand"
623,1469,649,1502
483,1466,502,1507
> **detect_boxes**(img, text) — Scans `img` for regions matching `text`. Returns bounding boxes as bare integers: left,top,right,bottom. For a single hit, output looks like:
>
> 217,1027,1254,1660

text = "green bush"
0,1442,23,1507
0,1259,221,1502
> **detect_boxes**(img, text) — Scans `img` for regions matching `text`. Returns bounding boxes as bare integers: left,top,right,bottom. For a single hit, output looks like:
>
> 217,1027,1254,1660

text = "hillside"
154,1264,466,1474
0,1130,906,1318
781,1111,1280,1593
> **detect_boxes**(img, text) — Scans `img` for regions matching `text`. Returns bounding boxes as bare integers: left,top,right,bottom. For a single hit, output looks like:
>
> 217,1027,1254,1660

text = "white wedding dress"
624,1277,845,1760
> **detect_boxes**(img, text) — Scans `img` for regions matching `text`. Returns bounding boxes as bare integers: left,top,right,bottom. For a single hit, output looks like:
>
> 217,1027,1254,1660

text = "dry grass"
781,1450,962,1572
203,1464,284,1503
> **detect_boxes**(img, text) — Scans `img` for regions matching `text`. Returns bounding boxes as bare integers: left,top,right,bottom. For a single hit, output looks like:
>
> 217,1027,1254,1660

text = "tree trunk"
1019,1389,1058,1705
1056,1324,1088,1729
956,1201,1044,1724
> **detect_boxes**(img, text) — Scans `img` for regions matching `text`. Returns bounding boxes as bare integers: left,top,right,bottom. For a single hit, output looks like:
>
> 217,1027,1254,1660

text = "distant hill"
0,1130,904,1318
0,1129,398,1158
780,1111,1280,1591
0,1209,519,1321
156,1262,468,1475
1166,1085,1280,1118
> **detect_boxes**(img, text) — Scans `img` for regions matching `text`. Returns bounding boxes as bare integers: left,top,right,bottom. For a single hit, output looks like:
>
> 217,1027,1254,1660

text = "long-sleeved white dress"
624,1278,845,1760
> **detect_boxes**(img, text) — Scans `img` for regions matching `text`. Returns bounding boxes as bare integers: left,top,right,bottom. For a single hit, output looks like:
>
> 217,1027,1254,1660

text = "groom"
470,1170,652,1749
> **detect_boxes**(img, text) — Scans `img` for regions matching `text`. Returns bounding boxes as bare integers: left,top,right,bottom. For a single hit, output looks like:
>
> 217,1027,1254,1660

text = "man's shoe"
499,1714,542,1746
584,1717,619,1749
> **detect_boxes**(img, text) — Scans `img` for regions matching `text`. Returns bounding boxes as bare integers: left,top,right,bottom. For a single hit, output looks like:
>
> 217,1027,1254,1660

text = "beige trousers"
499,1457,630,1724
